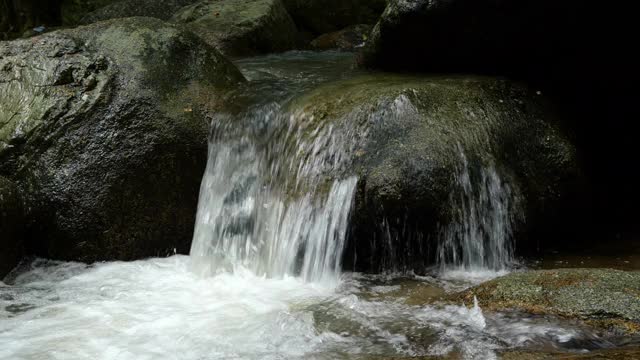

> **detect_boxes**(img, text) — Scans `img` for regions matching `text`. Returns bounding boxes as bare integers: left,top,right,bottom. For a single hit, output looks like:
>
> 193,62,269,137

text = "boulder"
286,75,580,273
310,24,372,51
282,0,386,35
0,17,245,263
0,177,24,278
79,0,199,24
452,269,640,334
171,0,297,57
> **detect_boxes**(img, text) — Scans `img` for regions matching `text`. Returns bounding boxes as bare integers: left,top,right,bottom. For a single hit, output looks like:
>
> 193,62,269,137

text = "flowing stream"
0,51,621,360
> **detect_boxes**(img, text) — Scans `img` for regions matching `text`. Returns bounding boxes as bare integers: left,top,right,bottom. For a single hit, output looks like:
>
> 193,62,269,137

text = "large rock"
0,177,24,278
287,75,580,272
453,269,640,334
80,0,199,24
0,17,245,263
282,0,386,35
171,0,297,57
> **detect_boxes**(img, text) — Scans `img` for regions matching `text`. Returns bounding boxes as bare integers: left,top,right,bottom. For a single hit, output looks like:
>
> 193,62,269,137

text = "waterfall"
190,103,359,284
437,147,520,272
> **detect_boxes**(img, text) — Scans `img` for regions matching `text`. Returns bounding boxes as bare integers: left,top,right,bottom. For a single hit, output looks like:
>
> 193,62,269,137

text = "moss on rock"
451,269,640,334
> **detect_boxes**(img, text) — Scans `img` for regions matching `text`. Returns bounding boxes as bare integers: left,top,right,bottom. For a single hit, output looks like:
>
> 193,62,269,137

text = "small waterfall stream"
190,103,359,284
438,148,521,273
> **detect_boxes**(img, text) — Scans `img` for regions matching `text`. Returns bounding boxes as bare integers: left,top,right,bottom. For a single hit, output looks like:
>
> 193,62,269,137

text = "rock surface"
0,177,24,278
310,24,372,51
171,0,297,57
0,17,244,263
453,269,640,333
282,0,386,35
287,75,580,272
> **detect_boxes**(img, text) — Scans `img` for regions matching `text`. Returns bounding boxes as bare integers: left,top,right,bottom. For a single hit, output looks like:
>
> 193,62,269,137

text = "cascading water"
438,146,521,273
0,52,604,360
190,101,360,284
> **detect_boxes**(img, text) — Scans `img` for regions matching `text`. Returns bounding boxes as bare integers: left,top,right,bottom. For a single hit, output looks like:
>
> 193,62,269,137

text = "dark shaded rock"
171,0,297,57
61,0,120,25
310,24,372,51
0,17,245,263
452,269,640,334
80,0,199,24
282,0,386,35
0,0,63,40
359,0,639,247
0,177,24,278
287,75,580,273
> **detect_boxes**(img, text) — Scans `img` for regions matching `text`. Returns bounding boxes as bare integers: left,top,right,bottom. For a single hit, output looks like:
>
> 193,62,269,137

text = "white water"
0,257,596,360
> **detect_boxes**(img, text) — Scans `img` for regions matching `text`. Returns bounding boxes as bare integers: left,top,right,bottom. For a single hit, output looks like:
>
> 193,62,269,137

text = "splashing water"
438,147,521,274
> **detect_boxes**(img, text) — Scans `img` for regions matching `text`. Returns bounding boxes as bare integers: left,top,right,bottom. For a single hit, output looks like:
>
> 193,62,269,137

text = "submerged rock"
282,0,386,35
452,269,640,334
287,75,580,272
80,0,199,24
0,17,244,263
171,0,297,57
0,177,24,278
310,24,372,51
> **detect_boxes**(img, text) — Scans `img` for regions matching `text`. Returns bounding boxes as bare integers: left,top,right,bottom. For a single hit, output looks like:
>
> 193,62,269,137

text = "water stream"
0,51,624,359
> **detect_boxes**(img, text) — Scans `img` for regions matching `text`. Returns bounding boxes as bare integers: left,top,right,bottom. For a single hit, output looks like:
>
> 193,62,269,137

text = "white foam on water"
0,257,333,360
0,258,599,360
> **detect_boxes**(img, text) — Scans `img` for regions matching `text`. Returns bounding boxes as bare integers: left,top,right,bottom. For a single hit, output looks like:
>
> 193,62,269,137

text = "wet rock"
282,0,386,35
171,0,297,57
80,0,199,24
310,24,372,51
287,75,580,273
0,177,24,278
452,269,640,334
0,17,245,263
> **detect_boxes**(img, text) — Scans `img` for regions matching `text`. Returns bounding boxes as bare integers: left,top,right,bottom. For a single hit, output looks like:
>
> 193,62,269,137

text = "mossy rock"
286,75,580,272
80,0,199,24
0,17,244,263
0,177,24,278
171,0,297,57
451,269,640,334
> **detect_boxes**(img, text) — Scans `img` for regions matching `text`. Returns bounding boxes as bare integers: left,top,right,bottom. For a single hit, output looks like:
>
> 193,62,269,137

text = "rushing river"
0,52,627,359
